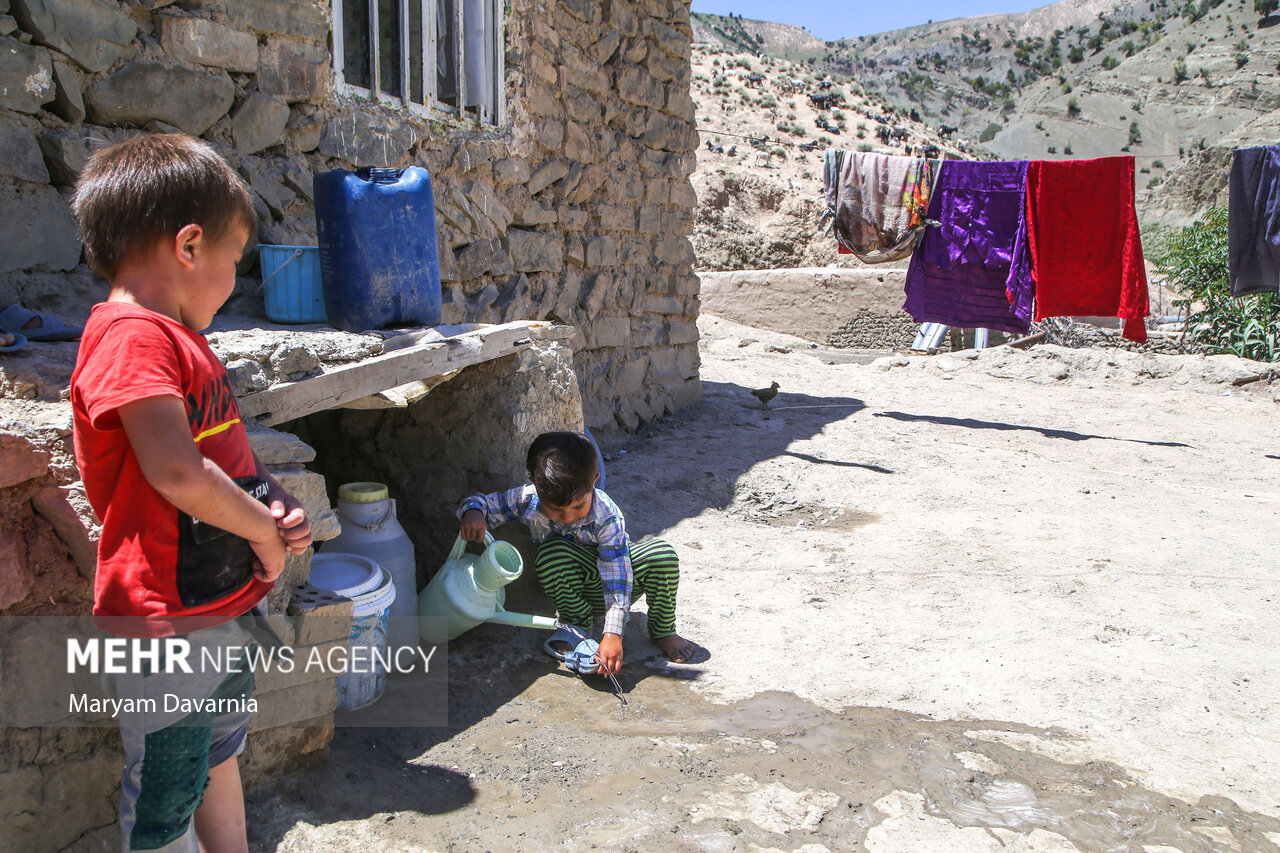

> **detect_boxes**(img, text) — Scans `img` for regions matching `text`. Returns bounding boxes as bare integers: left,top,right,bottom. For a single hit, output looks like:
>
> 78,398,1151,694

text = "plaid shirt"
458,484,633,635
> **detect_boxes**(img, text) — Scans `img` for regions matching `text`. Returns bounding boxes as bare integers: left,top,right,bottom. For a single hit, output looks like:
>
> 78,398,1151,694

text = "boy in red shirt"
69,134,313,853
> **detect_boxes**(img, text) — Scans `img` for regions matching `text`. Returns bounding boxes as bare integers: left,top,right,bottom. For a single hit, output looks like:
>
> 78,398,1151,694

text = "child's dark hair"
71,133,256,279
527,431,598,507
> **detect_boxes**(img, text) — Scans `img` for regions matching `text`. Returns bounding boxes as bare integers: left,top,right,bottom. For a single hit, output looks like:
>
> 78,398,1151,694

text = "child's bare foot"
654,633,696,663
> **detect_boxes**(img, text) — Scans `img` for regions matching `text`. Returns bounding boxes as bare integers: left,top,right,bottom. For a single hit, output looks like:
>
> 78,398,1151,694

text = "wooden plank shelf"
238,321,555,426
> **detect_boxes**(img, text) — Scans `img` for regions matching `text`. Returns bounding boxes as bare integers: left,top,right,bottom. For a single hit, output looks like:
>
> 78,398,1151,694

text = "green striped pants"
535,537,681,639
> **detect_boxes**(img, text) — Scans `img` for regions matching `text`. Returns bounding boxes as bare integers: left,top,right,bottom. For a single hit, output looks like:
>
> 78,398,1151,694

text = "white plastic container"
326,482,419,654
304,553,396,711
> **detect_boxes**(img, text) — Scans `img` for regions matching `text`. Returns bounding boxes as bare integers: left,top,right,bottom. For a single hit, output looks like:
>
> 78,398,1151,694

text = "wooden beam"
238,321,544,426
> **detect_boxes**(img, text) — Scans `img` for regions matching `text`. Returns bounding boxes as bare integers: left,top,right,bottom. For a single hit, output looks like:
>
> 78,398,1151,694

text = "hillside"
689,44,965,271
694,1,1280,226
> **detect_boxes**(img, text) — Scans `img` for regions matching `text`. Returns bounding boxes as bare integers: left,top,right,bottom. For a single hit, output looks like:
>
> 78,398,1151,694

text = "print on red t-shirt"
71,302,271,638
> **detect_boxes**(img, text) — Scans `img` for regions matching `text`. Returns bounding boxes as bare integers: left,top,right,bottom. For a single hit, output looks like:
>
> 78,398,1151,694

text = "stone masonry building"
0,1,702,849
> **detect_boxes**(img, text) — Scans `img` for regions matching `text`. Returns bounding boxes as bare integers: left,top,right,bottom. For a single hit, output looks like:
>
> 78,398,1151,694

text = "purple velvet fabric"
903,159,1034,334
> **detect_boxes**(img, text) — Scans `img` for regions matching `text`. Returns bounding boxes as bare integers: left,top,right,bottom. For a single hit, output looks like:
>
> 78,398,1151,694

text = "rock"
466,282,500,321
37,129,89,185
584,235,617,268
507,229,564,273
30,484,98,580
616,66,665,110
159,16,258,73
536,118,564,150
281,160,314,203
48,58,83,123
0,527,32,609
316,110,417,166
0,181,81,272
0,115,48,183
85,62,235,136
0,432,48,487
514,200,557,227
244,421,316,465
492,157,530,186
256,38,330,104
225,357,269,394
10,0,137,74
494,273,534,324
455,238,512,281
219,0,328,41
0,37,56,114
564,121,593,162
231,93,290,155
268,343,320,381
527,159,570,195
285,107,324,152
462,180,512,232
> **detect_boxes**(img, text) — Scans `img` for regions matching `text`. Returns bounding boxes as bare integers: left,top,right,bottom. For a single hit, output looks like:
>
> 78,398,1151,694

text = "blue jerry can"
313,166,443,332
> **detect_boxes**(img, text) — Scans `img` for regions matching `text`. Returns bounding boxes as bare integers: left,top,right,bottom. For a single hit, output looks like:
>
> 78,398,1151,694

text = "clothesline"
698,125,1187,159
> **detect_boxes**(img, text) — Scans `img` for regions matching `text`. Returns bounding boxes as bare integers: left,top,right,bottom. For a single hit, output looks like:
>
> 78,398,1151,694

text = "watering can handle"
448,530,494,562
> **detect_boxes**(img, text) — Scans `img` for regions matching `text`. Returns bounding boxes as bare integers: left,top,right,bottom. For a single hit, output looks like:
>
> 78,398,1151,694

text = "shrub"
1257,0,1278,17
1067,97,1081,117
1151,207,1280,361
978,122,1002,142
1236,53,1249,68
1101,55,1119,69
857,142,874,152
1173,58,1188,81
1064,142,1074,155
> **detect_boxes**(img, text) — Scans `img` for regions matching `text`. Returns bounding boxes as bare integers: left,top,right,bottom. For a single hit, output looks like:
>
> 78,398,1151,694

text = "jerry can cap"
338,482,389,503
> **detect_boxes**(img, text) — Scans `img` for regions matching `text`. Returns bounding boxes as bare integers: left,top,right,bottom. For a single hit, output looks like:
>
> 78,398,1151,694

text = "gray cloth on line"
1228,145,1280,296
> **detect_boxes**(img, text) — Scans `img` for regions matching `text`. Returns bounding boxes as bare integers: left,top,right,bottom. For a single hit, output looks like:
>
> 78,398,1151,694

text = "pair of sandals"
543,626,601,675
0,305,84,352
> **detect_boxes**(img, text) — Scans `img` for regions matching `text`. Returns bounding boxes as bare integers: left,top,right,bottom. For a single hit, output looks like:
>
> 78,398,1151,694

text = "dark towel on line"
824,150,938,263
1228,146,1280,296
902,159,1035,334
1025,156,1150,343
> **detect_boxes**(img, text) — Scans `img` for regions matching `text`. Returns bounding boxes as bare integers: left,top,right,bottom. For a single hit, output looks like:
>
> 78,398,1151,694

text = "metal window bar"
454,0,465,120
369,0,380,97
400,0,410,105
422,0,433,110
493,0,504,126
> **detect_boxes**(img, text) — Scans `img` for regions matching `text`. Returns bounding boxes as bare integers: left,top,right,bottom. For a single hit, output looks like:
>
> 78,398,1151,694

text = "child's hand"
267,487,313,555
596,632,624,674
249,531,288,583
460,508,487,542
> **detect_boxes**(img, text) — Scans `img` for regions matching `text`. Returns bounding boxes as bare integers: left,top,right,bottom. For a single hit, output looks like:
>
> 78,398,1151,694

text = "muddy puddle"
247,647,1279,852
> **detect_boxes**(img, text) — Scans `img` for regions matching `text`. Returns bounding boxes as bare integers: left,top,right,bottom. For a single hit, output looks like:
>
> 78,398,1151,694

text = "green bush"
1101,55,1119,70
978,122,1002,142
1150,207,1280,361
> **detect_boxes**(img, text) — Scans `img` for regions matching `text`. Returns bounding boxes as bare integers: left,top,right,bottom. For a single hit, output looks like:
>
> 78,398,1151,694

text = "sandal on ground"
0,330,27,353
542,626,584,662
0,305,83,342
565,638,601,675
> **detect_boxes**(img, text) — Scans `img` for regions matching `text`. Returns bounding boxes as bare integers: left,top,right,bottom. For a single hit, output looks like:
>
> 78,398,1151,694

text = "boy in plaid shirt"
458,431,695,672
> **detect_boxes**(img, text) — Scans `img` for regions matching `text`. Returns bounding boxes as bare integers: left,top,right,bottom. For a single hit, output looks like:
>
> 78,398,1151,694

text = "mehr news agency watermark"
65,637,437,718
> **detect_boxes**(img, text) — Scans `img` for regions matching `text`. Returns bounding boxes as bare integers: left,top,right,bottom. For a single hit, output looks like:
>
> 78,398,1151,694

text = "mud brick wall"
0,0,703,434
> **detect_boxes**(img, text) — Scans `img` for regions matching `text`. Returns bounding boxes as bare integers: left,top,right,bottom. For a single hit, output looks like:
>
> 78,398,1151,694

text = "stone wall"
0,0,703,434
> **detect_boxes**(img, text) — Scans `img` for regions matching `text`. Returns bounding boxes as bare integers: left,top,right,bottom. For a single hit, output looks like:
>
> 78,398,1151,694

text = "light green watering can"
417,532,558,645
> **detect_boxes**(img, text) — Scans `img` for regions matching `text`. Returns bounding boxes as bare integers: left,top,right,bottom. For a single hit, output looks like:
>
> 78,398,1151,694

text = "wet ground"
246,316,1280,852
249,632,1280,852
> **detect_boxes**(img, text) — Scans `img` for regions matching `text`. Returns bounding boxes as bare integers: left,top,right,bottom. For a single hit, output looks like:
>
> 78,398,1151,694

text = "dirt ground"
246,312,1280,853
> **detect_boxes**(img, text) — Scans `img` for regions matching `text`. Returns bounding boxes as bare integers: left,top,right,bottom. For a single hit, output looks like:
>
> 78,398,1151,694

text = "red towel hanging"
1025,156,1150,343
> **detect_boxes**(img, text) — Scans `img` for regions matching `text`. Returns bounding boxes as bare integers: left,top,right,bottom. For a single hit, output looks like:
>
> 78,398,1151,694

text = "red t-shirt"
71,302,271,638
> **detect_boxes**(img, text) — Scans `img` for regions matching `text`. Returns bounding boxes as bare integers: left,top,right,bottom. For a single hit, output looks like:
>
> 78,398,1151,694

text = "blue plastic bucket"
259,245,326,324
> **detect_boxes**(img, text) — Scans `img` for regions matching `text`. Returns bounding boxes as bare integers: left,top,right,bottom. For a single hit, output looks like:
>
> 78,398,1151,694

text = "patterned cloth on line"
1228,145,1280,296
903,159,1035,334
458,484,632,635
824,150,939,263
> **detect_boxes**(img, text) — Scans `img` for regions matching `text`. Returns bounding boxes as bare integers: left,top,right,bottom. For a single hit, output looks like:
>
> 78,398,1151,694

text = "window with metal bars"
331,0,504,125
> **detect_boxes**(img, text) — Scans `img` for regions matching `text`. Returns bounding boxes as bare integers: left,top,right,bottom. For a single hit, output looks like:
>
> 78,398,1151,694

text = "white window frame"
330,0,505,125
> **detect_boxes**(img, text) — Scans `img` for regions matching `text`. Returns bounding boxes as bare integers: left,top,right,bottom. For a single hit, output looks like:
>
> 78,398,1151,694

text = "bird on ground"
750,381,780,409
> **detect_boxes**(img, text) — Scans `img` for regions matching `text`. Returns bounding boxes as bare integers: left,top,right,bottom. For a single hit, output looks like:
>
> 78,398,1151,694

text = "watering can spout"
487,606,559,631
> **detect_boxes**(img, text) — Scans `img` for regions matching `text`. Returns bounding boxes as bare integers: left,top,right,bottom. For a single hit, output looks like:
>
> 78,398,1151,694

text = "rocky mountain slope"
694,1,1280,227
689,44,963,271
